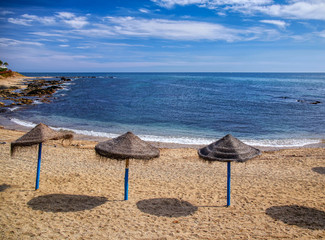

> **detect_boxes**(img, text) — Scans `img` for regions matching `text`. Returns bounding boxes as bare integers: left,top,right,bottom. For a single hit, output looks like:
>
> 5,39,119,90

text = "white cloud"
7,12,88,29
8,17,32,26
0,38,43,47
105,17,280,42
152,0,202,8
56,12,88,28
107,17,238,41
255,1,325,20
76,46,91,49
0,10,14,15
139,8,150,13
260,20,288,28
31,32,64,37
62,16,88,28
8,14,55,26
56,12,76,19
72,27,115,36
152,0,325,21
21,14,56,25
318,30,325,38
104,42,146,47
59,44,70,47
152,0,272,9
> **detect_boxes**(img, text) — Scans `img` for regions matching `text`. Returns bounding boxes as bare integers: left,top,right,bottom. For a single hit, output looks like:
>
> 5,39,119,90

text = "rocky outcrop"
0,77,71,108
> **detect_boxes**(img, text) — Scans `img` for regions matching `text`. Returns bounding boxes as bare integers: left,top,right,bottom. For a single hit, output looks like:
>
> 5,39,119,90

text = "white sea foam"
33,100,42,105
51,127,121,139
244,139,321,147
137,134,214,145
8,107,20,112
9,118,322,147
10,118,36,128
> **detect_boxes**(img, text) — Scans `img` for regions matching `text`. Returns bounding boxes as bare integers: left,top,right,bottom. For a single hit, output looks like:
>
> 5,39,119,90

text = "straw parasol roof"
198,134,261,162
11,123,73,154
95,132,160,160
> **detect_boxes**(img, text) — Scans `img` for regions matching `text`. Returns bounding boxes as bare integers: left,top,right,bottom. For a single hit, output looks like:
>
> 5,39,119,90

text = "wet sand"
0,128,325,239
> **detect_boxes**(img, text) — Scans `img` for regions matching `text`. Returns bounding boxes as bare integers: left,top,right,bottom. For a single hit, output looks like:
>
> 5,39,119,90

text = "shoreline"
1,118,325,151
1,75,324,151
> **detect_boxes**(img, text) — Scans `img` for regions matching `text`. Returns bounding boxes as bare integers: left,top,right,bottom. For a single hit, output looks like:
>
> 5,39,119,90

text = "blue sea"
3,72,325,147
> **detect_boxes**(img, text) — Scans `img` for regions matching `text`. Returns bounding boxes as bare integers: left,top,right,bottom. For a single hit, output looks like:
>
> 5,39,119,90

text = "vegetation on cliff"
0,59,25,79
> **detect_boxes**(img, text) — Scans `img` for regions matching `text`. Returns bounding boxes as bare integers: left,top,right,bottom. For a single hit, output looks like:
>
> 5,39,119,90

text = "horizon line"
19,71,325,74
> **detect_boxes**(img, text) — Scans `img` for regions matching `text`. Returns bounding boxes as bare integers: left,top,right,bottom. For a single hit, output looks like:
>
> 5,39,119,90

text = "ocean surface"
3,72,325,147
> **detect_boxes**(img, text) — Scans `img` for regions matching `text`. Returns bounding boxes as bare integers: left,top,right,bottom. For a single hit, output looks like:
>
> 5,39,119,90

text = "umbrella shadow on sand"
27,194,108,212
136,198,198,217
266,205,325,230
312,167,325,175
0,184,11,192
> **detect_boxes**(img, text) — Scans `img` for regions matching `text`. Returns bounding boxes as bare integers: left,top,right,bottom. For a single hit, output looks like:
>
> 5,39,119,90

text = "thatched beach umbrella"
11,123,73,190
95,132,160,200
198,134,261,206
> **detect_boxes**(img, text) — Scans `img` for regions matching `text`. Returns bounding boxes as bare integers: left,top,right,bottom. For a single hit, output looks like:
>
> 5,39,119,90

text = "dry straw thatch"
198,134,261,162
95,132,160,160
11,123,73,155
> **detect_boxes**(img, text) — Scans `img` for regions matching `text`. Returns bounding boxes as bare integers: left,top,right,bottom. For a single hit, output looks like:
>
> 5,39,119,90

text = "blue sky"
1,0,325,72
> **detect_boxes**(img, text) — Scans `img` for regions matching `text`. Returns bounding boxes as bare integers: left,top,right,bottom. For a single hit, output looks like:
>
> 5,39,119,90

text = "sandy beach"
0,74,31,89
0,127,324,239
0,73,54,89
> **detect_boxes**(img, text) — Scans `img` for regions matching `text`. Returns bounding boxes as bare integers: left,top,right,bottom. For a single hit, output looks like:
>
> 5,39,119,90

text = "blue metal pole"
124,159,129,200
227,161,231,207
35,143,42,190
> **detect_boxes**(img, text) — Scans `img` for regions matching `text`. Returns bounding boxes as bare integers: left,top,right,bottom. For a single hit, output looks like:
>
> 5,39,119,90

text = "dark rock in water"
27,86,59,96
46,86,63,93
280,96,289,99
41,98,51,103
14,98,34,105
47,86,62,90
297,99,321,105
0,85,9,90
44,87,56,94
60,77,71,81
311,101,321,105
0,77,68,109
22,98,34,104
26,89,45,96
27,80,47,88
